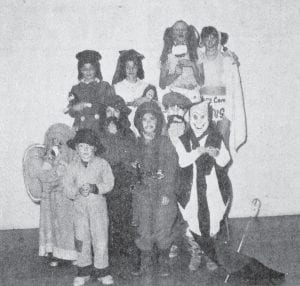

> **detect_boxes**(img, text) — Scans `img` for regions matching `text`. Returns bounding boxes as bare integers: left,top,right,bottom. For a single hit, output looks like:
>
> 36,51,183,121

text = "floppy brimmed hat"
67,129,105,155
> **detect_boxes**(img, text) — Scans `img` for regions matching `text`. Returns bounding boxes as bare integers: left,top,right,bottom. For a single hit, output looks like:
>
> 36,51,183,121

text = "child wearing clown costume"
168,99,230,270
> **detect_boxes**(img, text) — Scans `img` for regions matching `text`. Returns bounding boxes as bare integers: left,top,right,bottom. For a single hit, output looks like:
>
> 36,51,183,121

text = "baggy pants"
74,194,109,271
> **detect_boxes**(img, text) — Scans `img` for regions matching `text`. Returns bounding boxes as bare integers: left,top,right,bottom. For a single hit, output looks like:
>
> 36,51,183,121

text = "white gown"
114,79,148,137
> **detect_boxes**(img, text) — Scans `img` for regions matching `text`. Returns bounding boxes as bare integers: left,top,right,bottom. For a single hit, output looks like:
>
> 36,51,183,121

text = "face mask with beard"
167,114,187,138
105,116,121,134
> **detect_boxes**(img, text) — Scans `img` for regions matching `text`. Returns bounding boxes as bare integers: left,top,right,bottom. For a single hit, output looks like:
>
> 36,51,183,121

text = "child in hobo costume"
96,94,137,256
168,98,231,271
64,129,114,286
66,50,114,133
131,101,178,277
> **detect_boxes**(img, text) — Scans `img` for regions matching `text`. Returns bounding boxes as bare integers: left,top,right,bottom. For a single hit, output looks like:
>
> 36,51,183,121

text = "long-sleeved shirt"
63,156,114,200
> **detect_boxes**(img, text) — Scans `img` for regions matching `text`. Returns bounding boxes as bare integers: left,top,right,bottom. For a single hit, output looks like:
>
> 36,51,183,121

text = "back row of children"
33,20,246,286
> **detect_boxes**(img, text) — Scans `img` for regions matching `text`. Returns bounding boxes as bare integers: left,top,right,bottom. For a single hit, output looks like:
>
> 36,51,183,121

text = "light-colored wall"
1,0,300,229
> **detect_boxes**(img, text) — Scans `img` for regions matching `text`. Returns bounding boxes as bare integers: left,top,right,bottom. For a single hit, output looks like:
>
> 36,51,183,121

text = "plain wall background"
0,0,300,229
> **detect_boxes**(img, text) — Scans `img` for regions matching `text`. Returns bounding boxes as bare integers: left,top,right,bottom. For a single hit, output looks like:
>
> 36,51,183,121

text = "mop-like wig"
112,49,145,85
160,20,200,65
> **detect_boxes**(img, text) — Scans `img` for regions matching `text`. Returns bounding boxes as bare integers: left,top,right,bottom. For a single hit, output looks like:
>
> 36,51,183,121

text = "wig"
98,103,133,138
160,20,200,65
112,49,145,85
134,101,165,137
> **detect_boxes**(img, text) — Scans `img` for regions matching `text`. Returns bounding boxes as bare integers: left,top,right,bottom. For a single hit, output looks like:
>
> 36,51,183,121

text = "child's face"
189,104,209,136
203,33,219,50
76,143,95,162
106,106,120,119
80,63,96,81
145,89,155,100
172,21,188,45
125,61,138,80
142,112,157,135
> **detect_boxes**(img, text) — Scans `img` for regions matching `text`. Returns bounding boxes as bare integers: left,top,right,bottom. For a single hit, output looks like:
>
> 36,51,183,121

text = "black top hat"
76,50,102,64
67,129,105,155
102,94,131,115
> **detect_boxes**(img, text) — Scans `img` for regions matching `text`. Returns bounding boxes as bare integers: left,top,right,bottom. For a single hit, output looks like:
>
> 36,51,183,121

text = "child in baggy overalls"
63,129,114,286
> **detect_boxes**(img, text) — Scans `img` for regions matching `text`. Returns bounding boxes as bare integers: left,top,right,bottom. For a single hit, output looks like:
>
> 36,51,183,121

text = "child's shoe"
98,275,114,285
158,249,171,277
206,257,218,271
188,254,202,271
73,276,90,286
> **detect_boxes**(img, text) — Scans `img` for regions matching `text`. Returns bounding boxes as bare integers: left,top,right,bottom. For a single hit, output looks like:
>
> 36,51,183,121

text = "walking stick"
224,198,262,283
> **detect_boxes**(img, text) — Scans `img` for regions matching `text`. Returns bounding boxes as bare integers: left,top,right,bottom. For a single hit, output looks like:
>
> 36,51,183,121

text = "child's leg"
155,201,178,276
89,200,110,277
185,230,203,271
74,205,93,275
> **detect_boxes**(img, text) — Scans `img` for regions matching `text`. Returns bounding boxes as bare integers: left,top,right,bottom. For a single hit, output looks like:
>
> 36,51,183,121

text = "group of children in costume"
28,20,248,286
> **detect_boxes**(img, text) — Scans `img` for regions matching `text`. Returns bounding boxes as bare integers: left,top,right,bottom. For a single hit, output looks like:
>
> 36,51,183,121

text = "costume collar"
80,77,100,84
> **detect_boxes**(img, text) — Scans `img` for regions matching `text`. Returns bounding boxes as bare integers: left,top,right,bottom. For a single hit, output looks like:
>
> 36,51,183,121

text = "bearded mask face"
166,105,186,124
189,101,209,137
105,106,122,134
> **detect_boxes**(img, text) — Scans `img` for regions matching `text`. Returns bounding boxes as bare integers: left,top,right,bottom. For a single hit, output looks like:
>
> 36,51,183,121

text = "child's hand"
196,146,207,156
206,147,220,157
72,102,87,112
161,196,170,206
174,64,183,76
168,122,185,138
179,59,194,67
80,183,91,197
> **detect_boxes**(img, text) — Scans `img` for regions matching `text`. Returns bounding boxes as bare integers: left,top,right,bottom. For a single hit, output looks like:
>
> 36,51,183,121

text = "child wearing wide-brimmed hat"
64,129,114,286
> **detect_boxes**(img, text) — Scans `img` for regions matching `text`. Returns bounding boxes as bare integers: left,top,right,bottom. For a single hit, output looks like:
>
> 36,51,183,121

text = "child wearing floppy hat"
64,129,114,286
65,50,114,133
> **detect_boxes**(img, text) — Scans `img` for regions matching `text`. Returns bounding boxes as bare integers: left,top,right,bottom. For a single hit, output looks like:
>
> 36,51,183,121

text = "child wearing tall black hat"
65,50,114,133
64,129,115,286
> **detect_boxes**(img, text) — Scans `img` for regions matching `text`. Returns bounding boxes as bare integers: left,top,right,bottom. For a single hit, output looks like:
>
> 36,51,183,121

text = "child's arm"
208,141,230,167
159,62,182,89
169,136,205,168
96,159,115,194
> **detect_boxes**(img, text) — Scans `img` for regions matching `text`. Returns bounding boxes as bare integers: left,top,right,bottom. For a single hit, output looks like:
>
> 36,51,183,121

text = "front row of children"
32,90,231,286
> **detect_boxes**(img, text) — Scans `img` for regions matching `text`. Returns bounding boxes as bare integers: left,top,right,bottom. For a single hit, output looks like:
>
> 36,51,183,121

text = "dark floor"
1,215,300,286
